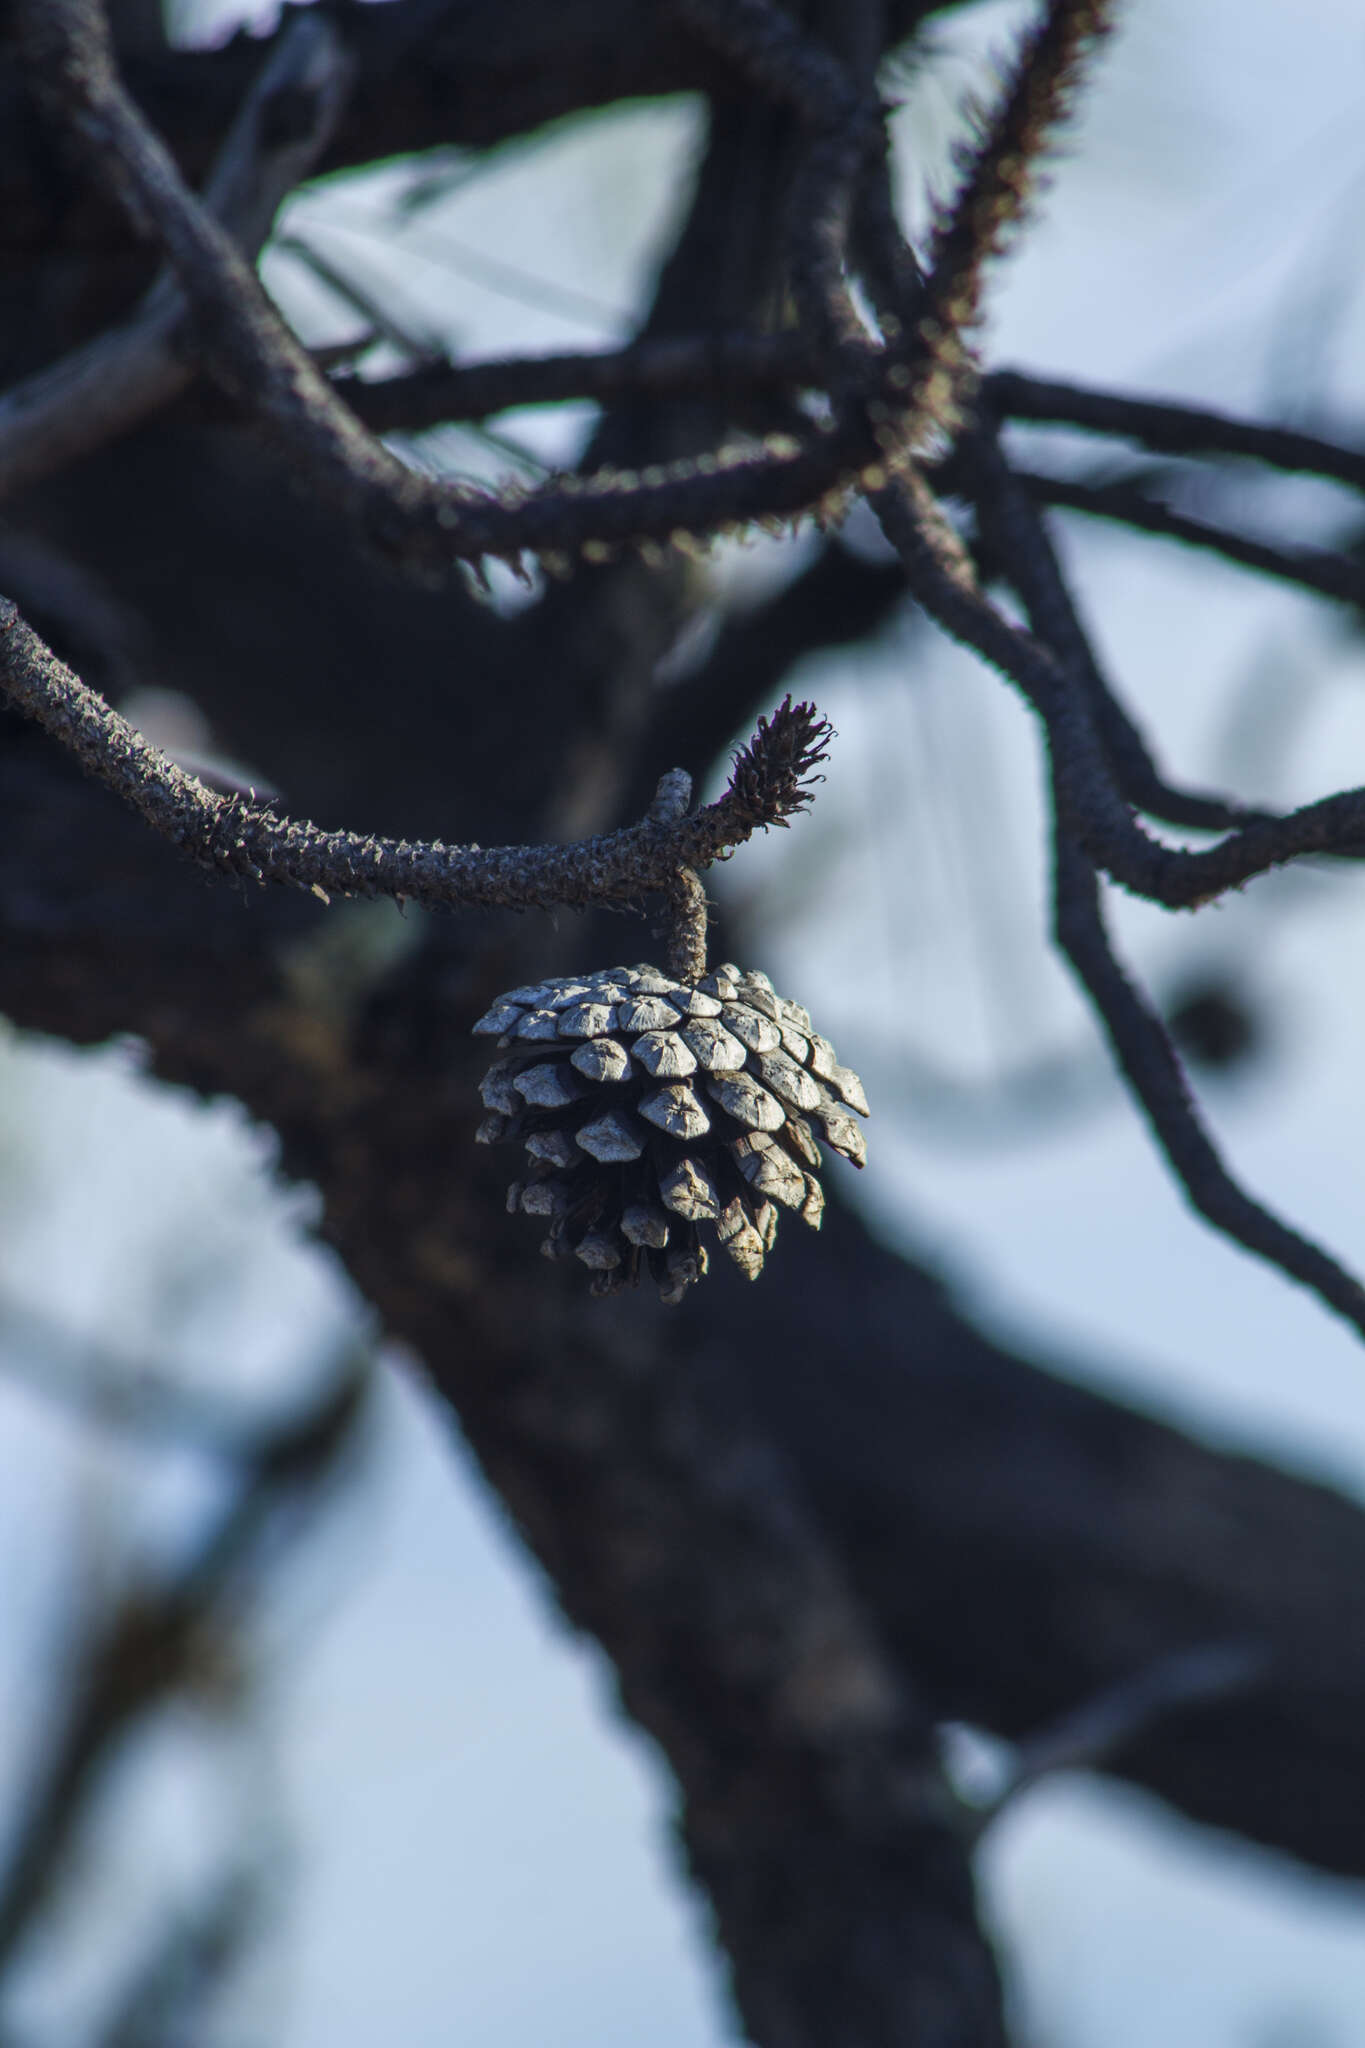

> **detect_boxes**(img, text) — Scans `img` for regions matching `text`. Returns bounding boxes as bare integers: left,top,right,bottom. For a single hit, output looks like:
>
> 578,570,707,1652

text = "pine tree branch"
0,598,829,918
0,10,351,503
990,367,1365,492
1016,467,1365,608
873,481,1365,907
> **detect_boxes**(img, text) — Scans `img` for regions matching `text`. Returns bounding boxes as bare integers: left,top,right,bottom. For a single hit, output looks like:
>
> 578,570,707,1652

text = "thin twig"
962,421,1271,831
957,1640,1269,1843
874,482,1365,907
990,367,1365,494
1017,467,1365,609
1053,836,1365,1339
960,425,1365,1342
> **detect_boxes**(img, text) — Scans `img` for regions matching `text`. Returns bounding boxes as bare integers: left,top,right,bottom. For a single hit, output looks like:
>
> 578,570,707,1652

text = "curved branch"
1052,833,1365,1339
1018,468,1365,609
13,0,1117,587
0,599,828,916
874,482,1365,907
952,427,1365,1345
962,421,1270,832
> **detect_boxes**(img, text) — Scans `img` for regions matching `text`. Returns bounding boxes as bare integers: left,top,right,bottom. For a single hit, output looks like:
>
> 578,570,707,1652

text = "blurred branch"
945,1641,1269,1844
338,331,816,436
275,230,441,366
874,480,1365,907
1052,832,1365,1333
994,1641,1269,1807
0,531,143,693
962,421,1266,832
0,10,352,502
0,1357,368,1975
97,1867,264,2048
0,1290,361,1457
714,1200,1365,1883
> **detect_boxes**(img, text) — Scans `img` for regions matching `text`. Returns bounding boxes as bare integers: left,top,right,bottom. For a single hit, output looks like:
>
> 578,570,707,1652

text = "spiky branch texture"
6,0,1365,1485
0,604,827,918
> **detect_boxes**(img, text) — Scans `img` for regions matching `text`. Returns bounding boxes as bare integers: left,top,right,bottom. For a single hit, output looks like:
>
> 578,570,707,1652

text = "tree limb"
991,367,1365,493
0,10,351,501
1017,466,1365,609
0,599,829,918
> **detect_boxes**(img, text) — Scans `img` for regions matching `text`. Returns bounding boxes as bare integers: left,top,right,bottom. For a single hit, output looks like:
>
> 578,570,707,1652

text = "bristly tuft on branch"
725,696,833,832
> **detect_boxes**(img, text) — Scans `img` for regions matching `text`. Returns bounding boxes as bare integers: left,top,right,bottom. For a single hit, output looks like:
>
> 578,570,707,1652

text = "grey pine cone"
472,962,869,1304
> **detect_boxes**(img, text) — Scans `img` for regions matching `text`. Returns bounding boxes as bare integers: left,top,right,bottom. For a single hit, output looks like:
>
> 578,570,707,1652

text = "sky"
4,0,1365,2042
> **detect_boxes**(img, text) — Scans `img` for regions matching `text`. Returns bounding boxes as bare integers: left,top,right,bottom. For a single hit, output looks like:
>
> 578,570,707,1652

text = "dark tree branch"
960,419,1268,831
1052,834,1365,1337
334,332,818,437
917,434,1365,1344
991,366,1365,493
718,1200,1365,1880
11,0,1117,585
1018,466,1365,609
0,10,351,501
874,482,1365,906
97,1868,263,2048
0,599,829,922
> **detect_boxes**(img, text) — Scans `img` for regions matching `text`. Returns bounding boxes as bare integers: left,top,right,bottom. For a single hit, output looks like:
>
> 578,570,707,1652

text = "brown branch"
0,599,828,920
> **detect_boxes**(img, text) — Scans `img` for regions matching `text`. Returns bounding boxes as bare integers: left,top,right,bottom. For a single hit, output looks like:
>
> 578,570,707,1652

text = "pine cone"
472,963,869,1304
